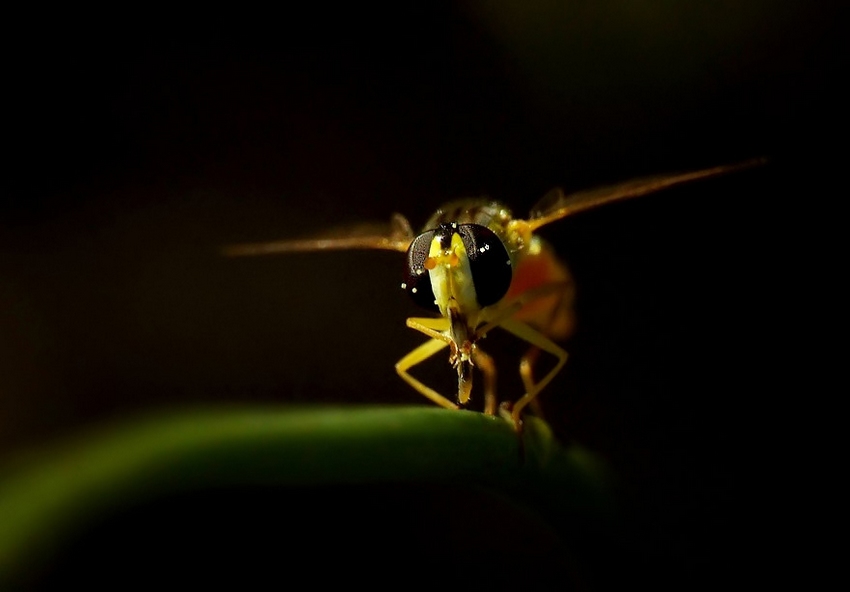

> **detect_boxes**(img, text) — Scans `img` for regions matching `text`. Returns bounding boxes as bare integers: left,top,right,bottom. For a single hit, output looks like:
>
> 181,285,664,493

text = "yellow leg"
405,316,450,339
471,346,497,415
476,281,572,428
477,281,571,337
519,347,545,417
395,338,457,410
397,316,465,409
499,318,568,427
518,282,573,418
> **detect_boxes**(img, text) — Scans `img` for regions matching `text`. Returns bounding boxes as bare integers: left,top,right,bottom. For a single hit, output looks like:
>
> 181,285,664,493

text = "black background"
1,2,837,588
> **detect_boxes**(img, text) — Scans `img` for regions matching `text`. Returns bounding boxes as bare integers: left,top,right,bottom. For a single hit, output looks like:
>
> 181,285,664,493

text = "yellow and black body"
224,159,764,428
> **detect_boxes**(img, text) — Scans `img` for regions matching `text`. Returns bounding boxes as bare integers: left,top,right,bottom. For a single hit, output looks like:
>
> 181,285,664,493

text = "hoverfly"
224,159,764,428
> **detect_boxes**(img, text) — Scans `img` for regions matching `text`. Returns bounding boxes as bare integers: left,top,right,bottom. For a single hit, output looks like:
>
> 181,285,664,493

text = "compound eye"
402,230,439,311
457,224,512,307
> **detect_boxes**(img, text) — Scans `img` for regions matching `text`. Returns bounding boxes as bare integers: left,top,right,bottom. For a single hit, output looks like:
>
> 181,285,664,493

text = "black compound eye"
402,230,439,311
457,224,512,307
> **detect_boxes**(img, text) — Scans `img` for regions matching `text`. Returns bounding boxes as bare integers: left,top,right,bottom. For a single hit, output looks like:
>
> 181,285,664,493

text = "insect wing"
223,213,415,256
526,158,766,232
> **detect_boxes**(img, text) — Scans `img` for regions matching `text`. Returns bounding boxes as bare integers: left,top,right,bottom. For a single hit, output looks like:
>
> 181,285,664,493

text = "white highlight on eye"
415,269,424,275
400,282,407,289
411,287,418,293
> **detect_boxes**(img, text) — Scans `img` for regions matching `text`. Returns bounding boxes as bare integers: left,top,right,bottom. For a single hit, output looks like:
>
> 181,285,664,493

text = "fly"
223,159,764,429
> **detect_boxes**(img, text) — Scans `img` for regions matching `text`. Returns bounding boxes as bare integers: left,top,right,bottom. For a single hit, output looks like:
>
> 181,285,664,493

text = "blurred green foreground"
0,406,612,588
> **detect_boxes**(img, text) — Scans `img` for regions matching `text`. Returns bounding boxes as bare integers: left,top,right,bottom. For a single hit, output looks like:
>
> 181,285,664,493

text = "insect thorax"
424,199,512,237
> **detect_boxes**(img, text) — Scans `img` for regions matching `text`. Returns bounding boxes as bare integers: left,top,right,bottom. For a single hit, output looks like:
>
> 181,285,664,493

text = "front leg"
395,338,457,410
395,316,463,410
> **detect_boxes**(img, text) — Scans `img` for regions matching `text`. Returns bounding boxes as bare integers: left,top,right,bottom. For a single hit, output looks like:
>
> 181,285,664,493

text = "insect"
224,159,764,429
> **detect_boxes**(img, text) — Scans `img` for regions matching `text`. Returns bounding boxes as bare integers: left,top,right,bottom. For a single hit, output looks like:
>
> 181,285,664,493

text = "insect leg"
519,347,543,416
519,281,575,417
498,318,569,428
480,281,573,423
477,280,572,338
405,316,450,339
471,346,497,415
396,317,461,410
395,339,457,410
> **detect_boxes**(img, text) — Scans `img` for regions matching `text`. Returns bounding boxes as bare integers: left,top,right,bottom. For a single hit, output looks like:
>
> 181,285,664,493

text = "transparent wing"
526,158,766,232
222,213,415,256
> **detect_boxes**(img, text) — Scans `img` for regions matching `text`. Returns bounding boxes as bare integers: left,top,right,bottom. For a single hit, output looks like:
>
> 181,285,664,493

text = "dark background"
1,1,836,588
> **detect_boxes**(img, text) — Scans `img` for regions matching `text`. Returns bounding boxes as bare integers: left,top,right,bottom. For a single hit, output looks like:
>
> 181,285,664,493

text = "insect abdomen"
507,241,576,340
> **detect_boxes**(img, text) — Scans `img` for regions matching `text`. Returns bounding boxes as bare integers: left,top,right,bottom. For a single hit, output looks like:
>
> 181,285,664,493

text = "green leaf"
0,405,612,585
